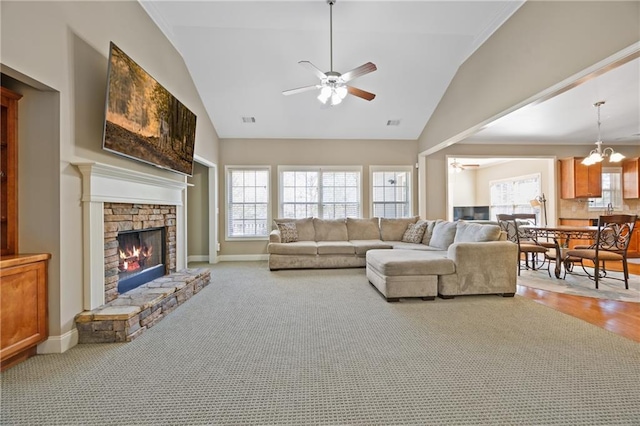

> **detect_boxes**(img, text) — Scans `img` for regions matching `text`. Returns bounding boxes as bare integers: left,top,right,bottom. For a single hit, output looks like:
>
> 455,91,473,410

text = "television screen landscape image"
103,42,197,176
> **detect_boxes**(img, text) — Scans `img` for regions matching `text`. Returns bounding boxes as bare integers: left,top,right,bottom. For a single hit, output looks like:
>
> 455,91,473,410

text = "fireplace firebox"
117,227,166,294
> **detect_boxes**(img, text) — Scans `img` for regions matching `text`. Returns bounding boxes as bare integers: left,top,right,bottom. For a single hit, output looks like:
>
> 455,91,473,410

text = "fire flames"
119,244,153,272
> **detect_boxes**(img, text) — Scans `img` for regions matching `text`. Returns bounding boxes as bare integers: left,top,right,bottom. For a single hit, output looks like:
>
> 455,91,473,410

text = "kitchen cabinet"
622,157,639,199
627,219,640,258
559,219,595,249
1,254,50,371
559,158,602,199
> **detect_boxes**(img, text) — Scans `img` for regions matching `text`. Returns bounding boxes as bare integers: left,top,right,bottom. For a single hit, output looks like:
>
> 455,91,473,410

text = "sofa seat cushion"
389,242,443,251
366,249,455,276
268,241,318,255
317,241,356,255
313,218,349,241
349,240,393,255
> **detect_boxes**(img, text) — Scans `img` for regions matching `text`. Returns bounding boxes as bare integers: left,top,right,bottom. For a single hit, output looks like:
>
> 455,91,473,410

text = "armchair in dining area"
497,214,549,275
566,214,638,289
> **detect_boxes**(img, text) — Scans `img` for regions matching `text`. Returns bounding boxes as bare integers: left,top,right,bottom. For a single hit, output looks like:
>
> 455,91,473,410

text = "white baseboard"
218,254,269,262
188,255,210,263
38,328,78,354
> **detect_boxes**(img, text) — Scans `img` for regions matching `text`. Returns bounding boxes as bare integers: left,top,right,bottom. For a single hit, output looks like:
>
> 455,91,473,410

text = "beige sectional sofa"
268,217,518,300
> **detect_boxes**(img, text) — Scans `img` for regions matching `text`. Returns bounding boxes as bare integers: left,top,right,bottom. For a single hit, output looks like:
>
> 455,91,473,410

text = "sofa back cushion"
313,218,349,241
347,217,380,240
420,220,438,245
380,216,419,241
273,217,315,241
429,220,457,249
453,221,502,243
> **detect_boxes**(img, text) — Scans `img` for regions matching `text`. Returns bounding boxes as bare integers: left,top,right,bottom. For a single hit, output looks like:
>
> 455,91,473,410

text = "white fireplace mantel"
73,162,188,310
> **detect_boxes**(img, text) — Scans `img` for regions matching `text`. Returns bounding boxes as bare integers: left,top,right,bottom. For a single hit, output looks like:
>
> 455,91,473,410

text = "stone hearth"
76,268,211,343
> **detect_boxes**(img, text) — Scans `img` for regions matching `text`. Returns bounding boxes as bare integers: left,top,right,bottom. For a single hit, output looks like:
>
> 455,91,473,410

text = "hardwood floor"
517,262,640,343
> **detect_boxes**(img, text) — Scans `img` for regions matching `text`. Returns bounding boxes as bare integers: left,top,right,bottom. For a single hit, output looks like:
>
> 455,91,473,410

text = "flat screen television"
102,42,197,176
453,206,490,221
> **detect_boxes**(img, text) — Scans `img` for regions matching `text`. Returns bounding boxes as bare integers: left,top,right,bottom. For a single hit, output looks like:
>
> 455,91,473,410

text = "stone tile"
93,306,140,320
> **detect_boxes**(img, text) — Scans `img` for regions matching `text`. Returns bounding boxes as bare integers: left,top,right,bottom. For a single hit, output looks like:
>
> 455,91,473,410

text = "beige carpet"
518,265,640,303
2,262,639,425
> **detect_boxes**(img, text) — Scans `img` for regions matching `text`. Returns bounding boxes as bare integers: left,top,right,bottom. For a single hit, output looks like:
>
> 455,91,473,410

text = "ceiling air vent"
386,119,401,126
241,116,256,123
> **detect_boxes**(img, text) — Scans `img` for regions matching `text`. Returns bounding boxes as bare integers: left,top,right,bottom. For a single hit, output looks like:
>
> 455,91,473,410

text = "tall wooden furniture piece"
559,157,602,199
1,87,21,256
0,86,51,370
567,214,638,289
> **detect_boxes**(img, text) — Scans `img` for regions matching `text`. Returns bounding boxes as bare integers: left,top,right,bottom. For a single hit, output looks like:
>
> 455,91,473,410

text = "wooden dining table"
519,224,598,278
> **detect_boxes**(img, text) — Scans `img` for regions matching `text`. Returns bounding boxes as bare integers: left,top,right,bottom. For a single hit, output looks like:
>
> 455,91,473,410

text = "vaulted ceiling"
140,1,639,148
140,0,523,140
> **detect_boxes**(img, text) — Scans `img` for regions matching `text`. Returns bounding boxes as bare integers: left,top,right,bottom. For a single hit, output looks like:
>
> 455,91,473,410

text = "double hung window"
489,174,541,220
279,167,361,218
371,167,412,218
226,167,270,239
589,167,622,210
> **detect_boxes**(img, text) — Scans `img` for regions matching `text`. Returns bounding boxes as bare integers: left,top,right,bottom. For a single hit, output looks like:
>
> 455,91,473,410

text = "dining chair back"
566,214,637,289
497,214,548,275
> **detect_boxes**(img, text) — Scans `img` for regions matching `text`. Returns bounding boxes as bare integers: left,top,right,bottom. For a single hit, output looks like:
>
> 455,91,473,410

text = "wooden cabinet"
627,220,640,258
1,254,50,371
1,87,22,255
622,157,639,199
559,158,602,199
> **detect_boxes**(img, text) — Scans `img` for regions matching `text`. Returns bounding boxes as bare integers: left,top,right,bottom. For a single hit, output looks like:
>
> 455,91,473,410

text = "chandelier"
581,101,625,166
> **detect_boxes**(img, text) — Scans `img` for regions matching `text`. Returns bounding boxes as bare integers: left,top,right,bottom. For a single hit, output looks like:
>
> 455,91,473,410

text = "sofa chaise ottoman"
366,249,454,301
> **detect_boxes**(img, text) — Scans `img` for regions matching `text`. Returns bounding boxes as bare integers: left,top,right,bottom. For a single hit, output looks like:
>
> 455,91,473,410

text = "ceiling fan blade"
341,62,377,83
347,86,376,101
282,84,320,96
299,61,327,80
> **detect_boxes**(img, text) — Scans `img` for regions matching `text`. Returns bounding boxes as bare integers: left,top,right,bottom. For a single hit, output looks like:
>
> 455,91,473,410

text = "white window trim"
370,165,413,218
225,165,271,241
277,165,363,218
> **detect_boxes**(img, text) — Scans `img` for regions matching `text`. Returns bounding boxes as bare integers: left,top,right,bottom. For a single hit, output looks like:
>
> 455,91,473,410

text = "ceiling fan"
450,159,480,172
282,0,377,107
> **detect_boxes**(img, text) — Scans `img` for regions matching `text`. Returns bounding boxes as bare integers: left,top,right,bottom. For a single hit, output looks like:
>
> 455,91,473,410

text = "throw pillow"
402,221,428,243
429,220,457,249
453,221,502,243
277,222,298,243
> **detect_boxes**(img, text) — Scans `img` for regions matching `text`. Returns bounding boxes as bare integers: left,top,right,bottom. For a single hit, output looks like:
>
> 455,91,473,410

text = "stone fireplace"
75,162,188,310
104,203,176,302
74,162,211,343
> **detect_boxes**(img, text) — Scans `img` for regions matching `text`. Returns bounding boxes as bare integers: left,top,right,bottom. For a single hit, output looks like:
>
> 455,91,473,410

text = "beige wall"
219,138,418,256
418,1,640,154
187,162,209,258
1,0,219,346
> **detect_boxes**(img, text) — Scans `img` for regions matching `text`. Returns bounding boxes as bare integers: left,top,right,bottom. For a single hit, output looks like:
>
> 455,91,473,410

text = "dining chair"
497,214,548,275
512,213,556,249
566,214,637,289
